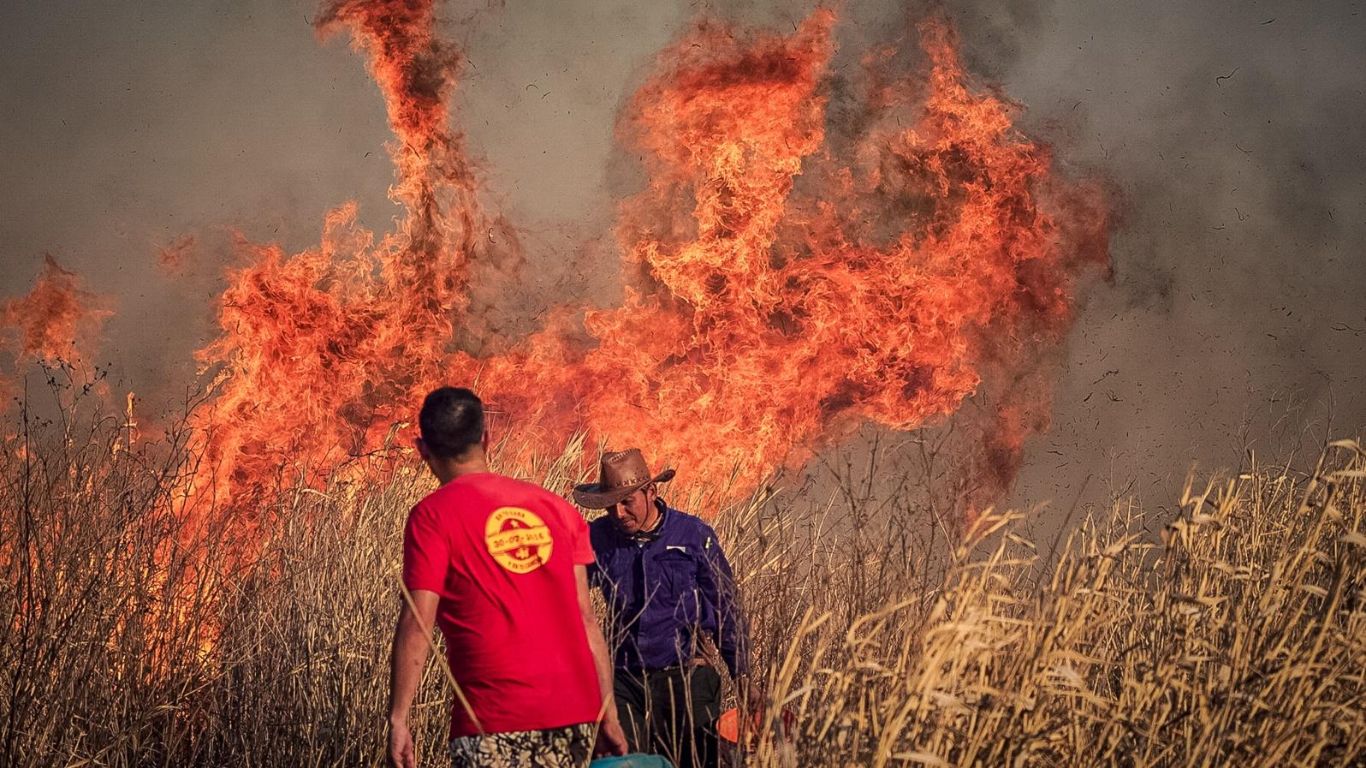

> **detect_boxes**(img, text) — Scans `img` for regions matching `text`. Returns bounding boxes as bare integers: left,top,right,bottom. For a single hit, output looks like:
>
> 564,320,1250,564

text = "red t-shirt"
402,472,601,738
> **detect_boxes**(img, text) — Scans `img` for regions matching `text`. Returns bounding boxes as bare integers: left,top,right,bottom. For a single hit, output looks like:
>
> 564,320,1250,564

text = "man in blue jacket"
575,449,755,768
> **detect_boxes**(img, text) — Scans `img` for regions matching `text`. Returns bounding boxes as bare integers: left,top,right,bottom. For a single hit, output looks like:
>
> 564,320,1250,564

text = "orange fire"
191,1,1111,511
189,0,507,505
0,254,111,399
18,0,1110,516
474,14,1110,507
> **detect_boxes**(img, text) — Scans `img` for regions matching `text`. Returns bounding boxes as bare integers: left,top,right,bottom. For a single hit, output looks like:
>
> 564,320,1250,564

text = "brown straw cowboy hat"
573,449,676,509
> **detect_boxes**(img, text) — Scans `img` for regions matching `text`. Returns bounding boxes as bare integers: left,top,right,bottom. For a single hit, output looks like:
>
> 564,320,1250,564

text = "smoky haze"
1,0,1362,514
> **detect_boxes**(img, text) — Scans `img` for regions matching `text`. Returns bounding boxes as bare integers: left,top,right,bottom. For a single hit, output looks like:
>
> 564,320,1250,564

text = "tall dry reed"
1,382,1361,766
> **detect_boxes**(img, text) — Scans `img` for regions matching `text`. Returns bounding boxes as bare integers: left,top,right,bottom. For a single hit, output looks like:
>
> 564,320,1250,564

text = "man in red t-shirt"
387,387,628,768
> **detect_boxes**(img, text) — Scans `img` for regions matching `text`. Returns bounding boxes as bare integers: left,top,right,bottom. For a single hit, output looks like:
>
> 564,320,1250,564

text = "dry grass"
1,384,1362,766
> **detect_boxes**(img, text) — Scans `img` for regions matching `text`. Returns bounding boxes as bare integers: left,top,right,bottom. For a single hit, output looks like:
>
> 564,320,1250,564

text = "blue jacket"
588,500,749,678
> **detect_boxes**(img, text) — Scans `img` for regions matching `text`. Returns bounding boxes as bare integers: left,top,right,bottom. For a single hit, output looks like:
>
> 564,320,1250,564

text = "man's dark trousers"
614,664,722,768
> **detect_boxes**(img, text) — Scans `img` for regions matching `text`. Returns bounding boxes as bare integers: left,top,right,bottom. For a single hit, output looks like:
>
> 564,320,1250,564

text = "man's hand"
737,674,765,713
576,565,628,757
595,715,629,757
734,674,766,746
387,717,416,768
388,590,438,768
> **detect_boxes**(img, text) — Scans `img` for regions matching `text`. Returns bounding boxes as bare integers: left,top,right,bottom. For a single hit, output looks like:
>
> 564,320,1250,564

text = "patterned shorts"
449,722,596,768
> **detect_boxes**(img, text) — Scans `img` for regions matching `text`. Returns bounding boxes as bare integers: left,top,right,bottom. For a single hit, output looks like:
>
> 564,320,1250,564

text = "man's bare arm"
389,589,439,723
575,565,615,717
575,565,627,755
387,589,439,768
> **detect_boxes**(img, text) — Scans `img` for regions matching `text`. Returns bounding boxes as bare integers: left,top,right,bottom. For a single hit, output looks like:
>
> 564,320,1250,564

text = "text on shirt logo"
484,506,553,574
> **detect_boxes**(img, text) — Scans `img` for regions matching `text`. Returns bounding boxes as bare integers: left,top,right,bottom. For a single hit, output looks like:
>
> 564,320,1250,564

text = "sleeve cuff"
401,579,444,594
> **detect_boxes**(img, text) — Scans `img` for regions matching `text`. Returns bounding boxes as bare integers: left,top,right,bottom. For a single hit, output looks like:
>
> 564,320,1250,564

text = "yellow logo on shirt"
484,506,553,574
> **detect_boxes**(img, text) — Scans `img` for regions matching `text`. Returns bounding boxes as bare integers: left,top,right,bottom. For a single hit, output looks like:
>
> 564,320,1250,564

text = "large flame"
190,0,496,501
475,14,1111,504
27,0,1110,514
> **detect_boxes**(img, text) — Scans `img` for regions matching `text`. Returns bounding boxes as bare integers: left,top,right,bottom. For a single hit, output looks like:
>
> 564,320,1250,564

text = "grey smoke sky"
1,0,1362,512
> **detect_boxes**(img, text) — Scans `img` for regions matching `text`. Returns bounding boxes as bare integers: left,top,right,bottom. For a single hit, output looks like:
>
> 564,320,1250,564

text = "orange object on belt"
716,706,797,746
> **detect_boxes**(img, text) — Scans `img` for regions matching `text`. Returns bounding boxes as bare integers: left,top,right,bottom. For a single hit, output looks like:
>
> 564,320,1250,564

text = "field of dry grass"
1,388,1362,766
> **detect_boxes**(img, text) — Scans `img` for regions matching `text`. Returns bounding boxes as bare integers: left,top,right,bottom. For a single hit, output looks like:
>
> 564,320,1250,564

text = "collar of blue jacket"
625,503,668,545
588,500,750,679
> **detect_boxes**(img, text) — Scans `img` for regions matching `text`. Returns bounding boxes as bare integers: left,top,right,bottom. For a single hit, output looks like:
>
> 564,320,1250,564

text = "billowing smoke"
950,1,1366,511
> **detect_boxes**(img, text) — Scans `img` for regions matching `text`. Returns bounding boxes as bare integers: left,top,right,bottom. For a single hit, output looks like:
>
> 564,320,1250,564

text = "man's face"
609,485,658,535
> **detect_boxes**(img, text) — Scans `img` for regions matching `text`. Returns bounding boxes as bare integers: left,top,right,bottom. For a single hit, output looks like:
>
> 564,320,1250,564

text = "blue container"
590,755,674,768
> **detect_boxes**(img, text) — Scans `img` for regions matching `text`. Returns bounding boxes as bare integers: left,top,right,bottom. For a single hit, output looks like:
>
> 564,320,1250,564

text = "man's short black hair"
419,387,485,459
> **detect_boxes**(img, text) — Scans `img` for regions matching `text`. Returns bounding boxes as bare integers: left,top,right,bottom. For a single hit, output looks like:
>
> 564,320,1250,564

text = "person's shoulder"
492,475,585,522
667,507,719,540
669,507,712,530
420,473,528,516
410,486,448,517
404,491,453,543
486,473,545,496
449,472,550,502
518,478,579,512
